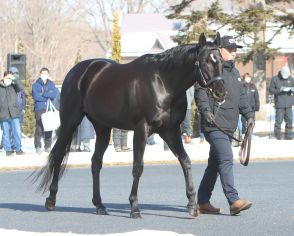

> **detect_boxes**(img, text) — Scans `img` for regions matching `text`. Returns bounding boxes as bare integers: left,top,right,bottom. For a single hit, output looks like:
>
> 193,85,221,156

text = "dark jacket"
18,89,26,113
269,73,294,108
32,78,58,112
0,79,23,121
242,82,260,112
195,60,254,134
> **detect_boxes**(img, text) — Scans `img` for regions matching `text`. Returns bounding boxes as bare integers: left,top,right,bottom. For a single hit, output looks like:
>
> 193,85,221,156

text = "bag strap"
46,99,57,112
46,99,51,112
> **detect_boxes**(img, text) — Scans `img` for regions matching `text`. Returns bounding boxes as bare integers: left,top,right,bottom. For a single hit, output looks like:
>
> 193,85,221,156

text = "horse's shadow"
0,202,196,219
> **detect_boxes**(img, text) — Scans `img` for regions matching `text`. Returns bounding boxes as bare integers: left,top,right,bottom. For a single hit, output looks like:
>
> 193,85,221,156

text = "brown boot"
230,199,252,216
198,202,221,214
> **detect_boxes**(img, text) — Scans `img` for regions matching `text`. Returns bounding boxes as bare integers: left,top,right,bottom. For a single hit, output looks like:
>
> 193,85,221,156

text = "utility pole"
252,0,267,121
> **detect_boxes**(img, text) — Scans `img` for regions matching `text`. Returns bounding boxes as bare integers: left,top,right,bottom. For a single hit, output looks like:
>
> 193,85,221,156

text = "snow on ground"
0,229,193,236
0,120,293,170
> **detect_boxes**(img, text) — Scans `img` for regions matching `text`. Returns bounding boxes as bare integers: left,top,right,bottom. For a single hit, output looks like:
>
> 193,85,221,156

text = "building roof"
106,14,179,58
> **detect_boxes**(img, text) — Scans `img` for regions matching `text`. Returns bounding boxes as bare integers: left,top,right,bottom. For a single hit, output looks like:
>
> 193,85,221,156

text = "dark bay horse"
35,32,226,218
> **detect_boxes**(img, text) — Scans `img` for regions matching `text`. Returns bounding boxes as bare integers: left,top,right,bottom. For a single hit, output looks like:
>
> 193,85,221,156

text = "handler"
194,35,254,215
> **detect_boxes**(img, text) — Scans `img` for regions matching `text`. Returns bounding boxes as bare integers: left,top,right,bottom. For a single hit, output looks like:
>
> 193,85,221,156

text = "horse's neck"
159,64,196,99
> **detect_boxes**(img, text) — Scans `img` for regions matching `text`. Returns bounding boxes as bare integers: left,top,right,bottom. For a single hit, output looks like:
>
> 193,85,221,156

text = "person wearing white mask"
0,71,24,156
269,65,294,140
240,73,260,136
32,67,58,153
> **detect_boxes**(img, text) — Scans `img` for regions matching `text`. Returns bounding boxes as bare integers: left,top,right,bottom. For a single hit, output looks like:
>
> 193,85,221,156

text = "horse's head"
196,32,226,103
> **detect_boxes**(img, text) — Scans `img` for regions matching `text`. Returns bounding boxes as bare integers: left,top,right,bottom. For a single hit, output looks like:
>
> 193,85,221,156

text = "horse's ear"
198,33,206,47
214,32,221,47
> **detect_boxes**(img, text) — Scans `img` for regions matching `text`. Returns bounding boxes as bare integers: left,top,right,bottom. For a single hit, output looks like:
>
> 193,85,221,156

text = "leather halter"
194,47,223,88
195,60,223,88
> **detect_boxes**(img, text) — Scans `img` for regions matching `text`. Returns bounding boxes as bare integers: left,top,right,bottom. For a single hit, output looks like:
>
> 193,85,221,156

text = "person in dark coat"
269,65,294,140
240,73,260,135
0,71,24,155
8,67,26,126
194,35,254,216
32,67,58,153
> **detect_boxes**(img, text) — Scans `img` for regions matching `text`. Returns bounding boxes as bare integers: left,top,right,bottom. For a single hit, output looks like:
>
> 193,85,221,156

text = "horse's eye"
210,53,217,63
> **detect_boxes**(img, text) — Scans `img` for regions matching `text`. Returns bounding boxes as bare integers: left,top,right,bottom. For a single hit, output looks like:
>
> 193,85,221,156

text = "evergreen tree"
17,38,35,137
168,0,293,64
111,10,122,63
75,47,82,65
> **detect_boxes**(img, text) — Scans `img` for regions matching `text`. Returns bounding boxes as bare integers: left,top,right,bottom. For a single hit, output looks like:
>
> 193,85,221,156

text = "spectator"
269,65,294,140
241,73,260,136
112,128,130,152
71,117,95,152
9,67,26,126
32,67,58,154
181,86,194,144
0,71,24,156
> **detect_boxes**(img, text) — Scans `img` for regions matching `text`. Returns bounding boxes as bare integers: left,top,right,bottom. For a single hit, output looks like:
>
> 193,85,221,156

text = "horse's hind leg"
91,125,111,215
129,122,148,218
159,126,198,217
45,114,83,211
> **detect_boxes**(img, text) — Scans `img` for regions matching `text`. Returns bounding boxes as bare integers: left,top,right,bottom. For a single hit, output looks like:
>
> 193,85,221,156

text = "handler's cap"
8,66,19,74
220,35,243,49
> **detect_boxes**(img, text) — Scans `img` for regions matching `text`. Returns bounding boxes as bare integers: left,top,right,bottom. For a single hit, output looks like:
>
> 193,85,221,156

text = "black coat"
0,79,23,121
269,73,294,108
242,82,260,112
195,61,254,134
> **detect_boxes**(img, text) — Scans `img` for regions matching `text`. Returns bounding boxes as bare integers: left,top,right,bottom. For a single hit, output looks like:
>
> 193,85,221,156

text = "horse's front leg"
129,122,148,219
91,127,111,215
159,126,198,217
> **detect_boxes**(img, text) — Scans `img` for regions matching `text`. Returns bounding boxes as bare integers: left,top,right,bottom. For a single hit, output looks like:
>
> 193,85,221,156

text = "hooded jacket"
195,60,254,134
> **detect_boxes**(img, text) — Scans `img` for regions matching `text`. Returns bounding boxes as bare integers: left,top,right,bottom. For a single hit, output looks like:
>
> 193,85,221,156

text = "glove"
203,111,215,125
247,117,255,128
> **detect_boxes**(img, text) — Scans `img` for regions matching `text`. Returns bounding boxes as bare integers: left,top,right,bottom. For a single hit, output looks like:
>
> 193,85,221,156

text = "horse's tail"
30,62,90,193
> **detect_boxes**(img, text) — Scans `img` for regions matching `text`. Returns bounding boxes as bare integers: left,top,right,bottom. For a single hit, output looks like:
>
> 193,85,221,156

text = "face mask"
3,78,12,86
40,75,48,82
244,77,251,83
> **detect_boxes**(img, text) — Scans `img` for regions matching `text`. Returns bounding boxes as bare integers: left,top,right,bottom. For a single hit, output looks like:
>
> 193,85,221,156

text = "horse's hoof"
130,211,142,219
45,198,56,211
187,206,198,217
96,207,109,215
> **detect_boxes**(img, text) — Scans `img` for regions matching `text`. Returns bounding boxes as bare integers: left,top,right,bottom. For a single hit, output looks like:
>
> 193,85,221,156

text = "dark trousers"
274,107,293,139
34,112,52,149
197,130,239,205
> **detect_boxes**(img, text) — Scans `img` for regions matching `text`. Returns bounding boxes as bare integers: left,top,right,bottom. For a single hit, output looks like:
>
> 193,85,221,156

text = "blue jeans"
197,130,239,205
1,118,22,152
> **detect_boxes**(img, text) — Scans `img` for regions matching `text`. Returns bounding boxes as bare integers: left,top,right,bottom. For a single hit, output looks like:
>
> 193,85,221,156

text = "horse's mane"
139,44,199,70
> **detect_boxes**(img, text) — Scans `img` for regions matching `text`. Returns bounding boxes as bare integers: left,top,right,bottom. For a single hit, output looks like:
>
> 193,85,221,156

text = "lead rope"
211,101,253,166
238,123,254,166
211,119,253,166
